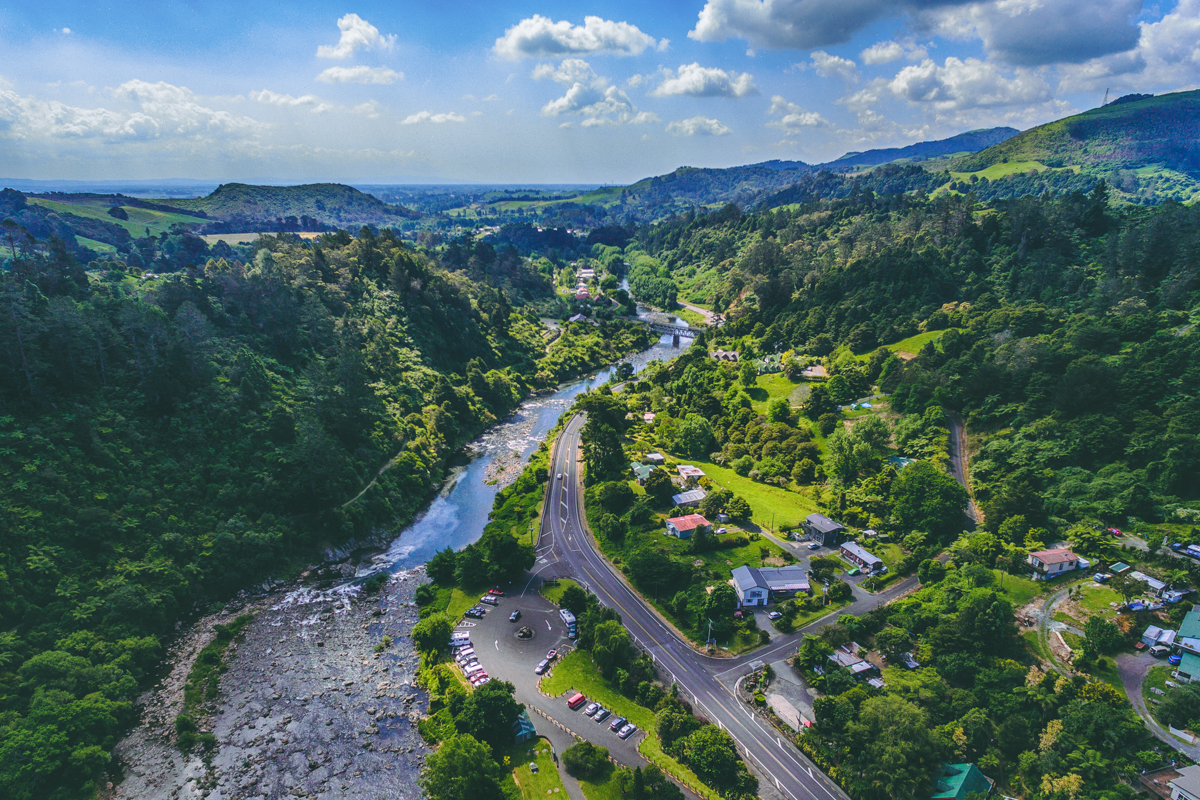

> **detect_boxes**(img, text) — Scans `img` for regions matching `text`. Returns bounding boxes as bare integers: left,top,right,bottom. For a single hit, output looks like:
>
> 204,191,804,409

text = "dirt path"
946,412,982,525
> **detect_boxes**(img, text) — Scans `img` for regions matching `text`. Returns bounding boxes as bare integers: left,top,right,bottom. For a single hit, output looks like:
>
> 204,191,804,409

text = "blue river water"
380,313,692,571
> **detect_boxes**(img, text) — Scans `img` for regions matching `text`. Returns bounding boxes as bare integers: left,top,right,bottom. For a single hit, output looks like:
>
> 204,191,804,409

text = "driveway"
1117,652,1200,760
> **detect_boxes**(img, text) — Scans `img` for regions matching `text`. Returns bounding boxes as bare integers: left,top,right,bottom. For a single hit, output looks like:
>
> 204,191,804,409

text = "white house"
1170,765,1200,800
731,566,769,607
1027,548,1080,580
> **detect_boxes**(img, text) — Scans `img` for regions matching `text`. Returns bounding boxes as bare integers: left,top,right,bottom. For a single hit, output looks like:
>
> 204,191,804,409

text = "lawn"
674,307,707,327
1144,665,1173,722
745,373,806,414
75,235,118,254
1075,583,1123,621
856,330,956,359
578,767,626,800
1085,657,1130,703
542,578,581,606
680,457,820,531
993,570,1043,606
500,738,568,800
1022,630,1054,664
541,651,716,799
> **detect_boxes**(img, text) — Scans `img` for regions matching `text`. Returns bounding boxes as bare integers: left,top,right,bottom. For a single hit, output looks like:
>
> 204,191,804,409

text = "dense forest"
0,226,649,799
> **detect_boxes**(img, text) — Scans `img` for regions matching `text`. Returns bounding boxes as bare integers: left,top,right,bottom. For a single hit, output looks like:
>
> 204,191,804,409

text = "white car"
806,542,820,550
768,611,783,620
618,723,638,739
583,702,601,716
557,473,563,480
534,659,550,675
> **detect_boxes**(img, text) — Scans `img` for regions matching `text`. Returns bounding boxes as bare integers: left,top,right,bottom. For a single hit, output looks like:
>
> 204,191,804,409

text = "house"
711,349,740,362
643,412,656,423
1175,608,1200,661
827,644,876,676
840,542,884,572
512,710,537,744
575,288,590,300
1143,625,1175,647
730,565,812,607
666,514,710,538
630,463,655,485
677,465,706,480
568,313,587,323
802,513,847,548
1131,570,1169,598
732,566,769,607
931,763,993,800
672,488,707,507
644,453,665,465
578,268,595,279
1169,765,1200,800
1027,548,1081,580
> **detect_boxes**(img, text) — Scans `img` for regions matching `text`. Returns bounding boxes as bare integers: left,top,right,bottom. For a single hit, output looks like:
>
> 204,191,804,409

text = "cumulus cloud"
0,79,261,142
810,51,858,83
766,95,830,130
923,0,1143,66
315,66,401,85
533,58,659,126
888,57,1052,112
666,115,732,136
649,63,758,97
688,0,971,50
860,39,927,65
317,13,396,59
494,15,659,59
401,110,467,124
1058,0,1200,92
250,90,331,113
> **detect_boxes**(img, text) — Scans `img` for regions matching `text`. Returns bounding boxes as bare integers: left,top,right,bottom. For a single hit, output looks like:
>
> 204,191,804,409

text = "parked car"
584,702,601,716
534,659,550,675
609,716,627,731
509,610,521,622
717,527,727,534
768,611,783,620
568,625,577,639
595,708,611,722
847,568,861,576
488,589,505,596
546,649,558,660
1170,654,1183,665
806,542,820,550
480,595,498,606
618,723,638,739
567,693,586,710
1173,543,1184,550
1150,645,1171,657
1093,573,1109,583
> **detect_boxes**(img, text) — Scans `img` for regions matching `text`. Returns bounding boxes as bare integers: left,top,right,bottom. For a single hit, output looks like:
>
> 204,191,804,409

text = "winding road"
534,413,923,800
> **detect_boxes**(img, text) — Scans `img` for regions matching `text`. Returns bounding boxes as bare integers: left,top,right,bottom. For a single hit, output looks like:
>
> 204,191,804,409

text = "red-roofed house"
666,514,710,539
1027,548,1081,580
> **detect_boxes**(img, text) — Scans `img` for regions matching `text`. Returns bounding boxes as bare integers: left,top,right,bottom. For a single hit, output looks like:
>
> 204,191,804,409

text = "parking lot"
451,584,661,773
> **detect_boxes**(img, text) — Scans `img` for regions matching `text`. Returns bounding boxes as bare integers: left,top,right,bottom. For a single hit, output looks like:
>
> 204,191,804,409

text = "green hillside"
954,90,1200,202
28,196,206,237
170,182,419,226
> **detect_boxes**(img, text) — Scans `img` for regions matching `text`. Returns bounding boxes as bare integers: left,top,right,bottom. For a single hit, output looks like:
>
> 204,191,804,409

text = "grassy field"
857,330,955,359
745,373,807,414
1075,583,1123,621
679,457,820,531
1022,629,1054,663
28,197,202,237
993,570,1044,606
541,651,715,800
578,768,625,800
673,307,707,327
75,235,118,254
500,738,568,800
1144,665,1173,721
950,161,1055,181
542,579,581,606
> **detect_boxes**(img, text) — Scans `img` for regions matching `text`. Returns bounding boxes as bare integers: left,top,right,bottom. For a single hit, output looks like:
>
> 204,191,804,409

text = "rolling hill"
170,182,420,228
823,127,1019,170
953,90,1200,202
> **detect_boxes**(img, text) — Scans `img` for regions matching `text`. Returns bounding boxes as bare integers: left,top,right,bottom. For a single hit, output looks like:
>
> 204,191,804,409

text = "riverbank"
109,568,429,800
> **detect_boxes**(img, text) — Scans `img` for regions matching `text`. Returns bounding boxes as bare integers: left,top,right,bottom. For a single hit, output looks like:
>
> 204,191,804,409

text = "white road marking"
546,620,552,630
494,640,499,650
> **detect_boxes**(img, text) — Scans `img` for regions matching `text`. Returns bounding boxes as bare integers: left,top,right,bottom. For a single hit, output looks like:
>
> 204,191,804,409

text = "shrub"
563,740,611,779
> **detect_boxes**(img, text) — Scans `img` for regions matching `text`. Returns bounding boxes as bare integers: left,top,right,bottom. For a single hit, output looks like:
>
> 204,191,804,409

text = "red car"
488,589,505,596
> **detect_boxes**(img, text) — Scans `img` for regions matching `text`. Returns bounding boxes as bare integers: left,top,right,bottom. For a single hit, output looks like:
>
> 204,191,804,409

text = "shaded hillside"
616,162,813,214
954,90,1200,202
824,127,1019,170
171,182,421,229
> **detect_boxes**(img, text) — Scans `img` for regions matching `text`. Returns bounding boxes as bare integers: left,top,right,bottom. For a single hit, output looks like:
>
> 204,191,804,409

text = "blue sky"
0,1,1197,183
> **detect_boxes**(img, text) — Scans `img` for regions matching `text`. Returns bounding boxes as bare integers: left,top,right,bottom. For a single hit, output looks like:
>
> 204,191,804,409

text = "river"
378,308,694,571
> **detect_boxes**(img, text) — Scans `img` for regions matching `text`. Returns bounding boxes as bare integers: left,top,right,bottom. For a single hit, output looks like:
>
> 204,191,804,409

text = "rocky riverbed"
109,567,430,800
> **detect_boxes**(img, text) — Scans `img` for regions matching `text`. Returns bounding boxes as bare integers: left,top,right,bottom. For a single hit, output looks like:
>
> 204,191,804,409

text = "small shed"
931,763,993,800
672,488,707,507
1110,562,1132,574
1143,625,1166,647
644,453,665,465
512,710,537,744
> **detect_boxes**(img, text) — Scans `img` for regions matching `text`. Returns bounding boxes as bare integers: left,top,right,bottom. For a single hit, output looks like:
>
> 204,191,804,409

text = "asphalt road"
530,413,923,800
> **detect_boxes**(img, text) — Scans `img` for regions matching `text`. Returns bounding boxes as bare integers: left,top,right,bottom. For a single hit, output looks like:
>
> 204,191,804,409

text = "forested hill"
823,126,1019,170
954,89,1200,203
0,231,649,799
171,182,421,228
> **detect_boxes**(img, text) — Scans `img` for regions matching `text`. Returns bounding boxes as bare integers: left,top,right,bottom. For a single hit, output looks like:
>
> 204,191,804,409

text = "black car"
609,716,627,731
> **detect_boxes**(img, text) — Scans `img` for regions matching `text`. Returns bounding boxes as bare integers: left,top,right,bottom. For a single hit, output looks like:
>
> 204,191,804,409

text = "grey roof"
805,513,845,534
732,565,767,593
759,565,810,591
672,488,706,505
1171,766,1200,799
841,541,883,566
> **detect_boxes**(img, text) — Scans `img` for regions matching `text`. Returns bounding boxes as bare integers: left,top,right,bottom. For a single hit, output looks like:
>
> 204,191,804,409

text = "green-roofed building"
630,462,655,485
1179,607,1200,639
931,763,993,800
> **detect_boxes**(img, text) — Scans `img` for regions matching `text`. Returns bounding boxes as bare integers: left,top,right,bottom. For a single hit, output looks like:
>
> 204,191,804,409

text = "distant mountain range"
822,127,1019,170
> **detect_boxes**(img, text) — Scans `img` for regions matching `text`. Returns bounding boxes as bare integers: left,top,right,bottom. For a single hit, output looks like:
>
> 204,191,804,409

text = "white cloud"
401,110,467,124
58,28,72,35
1058,0,1200,92
810,51,858,83
859,39,931,65
494,15,659,59
250,90,331,113
533,58,659,126
315,66,401,85
666,115,732,136
317,13,396,59
649,63,758,97
0,79,261,142
766,95,831,130
888,57,1052,112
